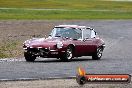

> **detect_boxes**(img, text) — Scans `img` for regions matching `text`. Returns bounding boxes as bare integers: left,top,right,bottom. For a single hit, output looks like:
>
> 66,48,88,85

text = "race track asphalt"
0,20,132,81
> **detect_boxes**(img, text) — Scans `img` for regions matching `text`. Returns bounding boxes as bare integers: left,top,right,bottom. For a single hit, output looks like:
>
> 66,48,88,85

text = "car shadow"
33,58,98,63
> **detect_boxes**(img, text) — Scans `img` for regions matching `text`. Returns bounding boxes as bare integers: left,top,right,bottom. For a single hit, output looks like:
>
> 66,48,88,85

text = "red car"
23,25,105,62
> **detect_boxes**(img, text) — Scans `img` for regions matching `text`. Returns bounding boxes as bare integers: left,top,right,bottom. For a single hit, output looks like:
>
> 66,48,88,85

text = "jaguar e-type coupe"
23,25,105,62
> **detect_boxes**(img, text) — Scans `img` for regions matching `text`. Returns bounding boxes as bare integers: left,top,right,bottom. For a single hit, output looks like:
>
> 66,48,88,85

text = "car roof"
55,25,92,29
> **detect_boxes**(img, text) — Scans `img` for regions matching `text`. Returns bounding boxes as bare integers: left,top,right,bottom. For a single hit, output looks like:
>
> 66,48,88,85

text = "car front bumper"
23,47,66,58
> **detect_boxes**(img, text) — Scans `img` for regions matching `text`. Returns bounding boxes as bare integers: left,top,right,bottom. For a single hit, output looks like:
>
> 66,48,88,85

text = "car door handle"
86,39,92,41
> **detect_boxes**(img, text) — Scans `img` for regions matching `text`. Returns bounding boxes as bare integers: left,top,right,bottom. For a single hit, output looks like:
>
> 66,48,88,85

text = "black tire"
24,51,36,62
92,47,103,60
60,46,73,62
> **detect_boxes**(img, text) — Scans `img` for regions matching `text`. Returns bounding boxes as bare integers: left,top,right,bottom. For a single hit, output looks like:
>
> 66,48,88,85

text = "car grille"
27,48,50,54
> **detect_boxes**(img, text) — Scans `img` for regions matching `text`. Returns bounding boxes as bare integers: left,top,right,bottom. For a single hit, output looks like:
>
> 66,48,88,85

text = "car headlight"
57,42,63,49
23,40,31,49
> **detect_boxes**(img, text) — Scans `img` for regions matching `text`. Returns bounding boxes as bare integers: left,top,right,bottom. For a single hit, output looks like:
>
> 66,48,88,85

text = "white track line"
0,8,130,12
0,76,76,81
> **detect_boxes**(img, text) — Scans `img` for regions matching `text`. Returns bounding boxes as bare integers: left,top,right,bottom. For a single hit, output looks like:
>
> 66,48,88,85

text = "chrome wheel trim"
97,48,102,58
66,48,72,60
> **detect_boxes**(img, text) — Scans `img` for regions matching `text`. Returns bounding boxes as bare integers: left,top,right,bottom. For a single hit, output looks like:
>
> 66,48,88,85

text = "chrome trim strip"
50,50,57,52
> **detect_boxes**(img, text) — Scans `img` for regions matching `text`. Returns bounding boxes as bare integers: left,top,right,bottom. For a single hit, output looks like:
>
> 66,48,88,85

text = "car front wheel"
60,46,73,62
24,51,36,62
92,47,103,60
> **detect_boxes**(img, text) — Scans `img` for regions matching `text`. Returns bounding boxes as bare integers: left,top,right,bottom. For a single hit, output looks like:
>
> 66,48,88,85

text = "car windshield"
50,27,82,39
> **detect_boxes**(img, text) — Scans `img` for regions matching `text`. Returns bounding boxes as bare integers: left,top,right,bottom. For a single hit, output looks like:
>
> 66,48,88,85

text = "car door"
83,38,97,55
82,28,97,55
73,28,97,56
73,40,86,56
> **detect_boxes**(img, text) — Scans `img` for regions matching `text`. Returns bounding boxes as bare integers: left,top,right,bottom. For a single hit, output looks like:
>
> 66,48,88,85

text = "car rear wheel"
60,46,73,62
92,47,103,60
24,51,36,62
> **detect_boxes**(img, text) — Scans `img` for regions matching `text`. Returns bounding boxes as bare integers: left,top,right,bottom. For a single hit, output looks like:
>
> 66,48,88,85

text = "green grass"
0,0,132,10
0,0,132,20
0,8,132,20
0,40,19,58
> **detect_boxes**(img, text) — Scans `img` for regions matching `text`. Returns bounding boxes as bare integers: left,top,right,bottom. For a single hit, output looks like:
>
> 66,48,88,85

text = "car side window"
83,29,91,39
91,30,96,38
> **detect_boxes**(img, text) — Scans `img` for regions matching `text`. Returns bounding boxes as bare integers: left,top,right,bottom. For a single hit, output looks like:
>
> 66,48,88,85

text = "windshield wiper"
55,35,62,37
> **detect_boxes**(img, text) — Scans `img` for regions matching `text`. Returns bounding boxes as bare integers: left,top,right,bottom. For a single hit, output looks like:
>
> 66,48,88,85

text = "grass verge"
0,8,132,20
0,0,132,20
0,0,132,10
0,40,21,58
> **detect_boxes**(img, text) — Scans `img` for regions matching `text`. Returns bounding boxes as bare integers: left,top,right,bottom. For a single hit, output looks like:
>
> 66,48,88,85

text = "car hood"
24,37,71,48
